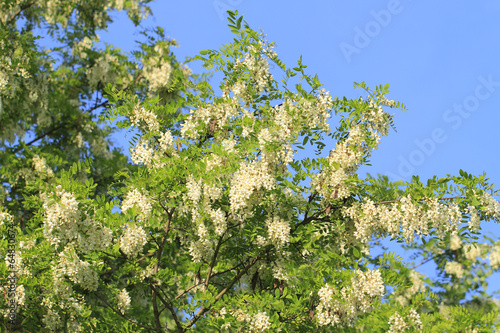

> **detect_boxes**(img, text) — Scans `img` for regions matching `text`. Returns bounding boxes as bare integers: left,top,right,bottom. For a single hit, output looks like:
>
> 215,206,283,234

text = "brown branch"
375,196,460,205
210,260,247,279
151,285,162,332
205,234,224,289
410,252,444,270
94,293,156,331
184,256,260,329
175,281,205,300
24,123,65,148
150,204,174,332
6,1,35,25
150,284,184,332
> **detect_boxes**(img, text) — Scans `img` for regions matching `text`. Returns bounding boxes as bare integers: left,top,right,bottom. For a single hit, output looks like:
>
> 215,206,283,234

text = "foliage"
1,2,500,332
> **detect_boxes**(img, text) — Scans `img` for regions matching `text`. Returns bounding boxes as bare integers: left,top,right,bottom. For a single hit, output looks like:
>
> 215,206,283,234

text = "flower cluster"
316,269,385,327
142,42,173,93
72,36,95,58
463,244,484,262
32,154,53,176
209,207,227,236
188,223,214,263
228,309,271,332
342,196,462,244
444,261,464,278
468,205,480,232
86,53,118,90
0,284,25,317
489,244,500,269
186,175,203,204
129,105,160,132
180,100,239,140
387,309,423,333
249,311,272,332
55,247,99,291
449,234,462,250
0,210,13,226
120,224,148,258
481,192,500,221
311,96,393,203
42,186,113,252
117,288,131,314
265,215,290,249
230,160,275,212
158,130,174,151
121,188,152,222
130,138,154,167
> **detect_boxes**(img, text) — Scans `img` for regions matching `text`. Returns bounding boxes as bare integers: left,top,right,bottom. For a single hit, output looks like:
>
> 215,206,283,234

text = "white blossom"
444,261,464,278
121,188,152,222
117,288,131,314
316,269,384,327
266,216,290,248
249,311,271,332
120,224,148,258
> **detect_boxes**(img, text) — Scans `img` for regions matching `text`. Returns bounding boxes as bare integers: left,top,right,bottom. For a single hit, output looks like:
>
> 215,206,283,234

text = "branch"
375,196,460,205
94,293,156,331
205,234,224,289
175,281,205,300
150,205,174,332
184,256,260,329
150,284,184,332
410,253,444,270
6,1,35,25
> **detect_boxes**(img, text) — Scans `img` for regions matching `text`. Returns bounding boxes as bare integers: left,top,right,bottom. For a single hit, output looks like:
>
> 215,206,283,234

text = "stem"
94,293,156,331
183,256,260,330
6,1,35,25
375,196,459,205
150,205,174,331
205,234,224,289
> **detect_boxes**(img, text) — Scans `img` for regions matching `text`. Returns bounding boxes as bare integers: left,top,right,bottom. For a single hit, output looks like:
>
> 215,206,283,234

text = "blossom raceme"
342,196,462,244
316,269,385,327
121,187,153,222
120,224,148,258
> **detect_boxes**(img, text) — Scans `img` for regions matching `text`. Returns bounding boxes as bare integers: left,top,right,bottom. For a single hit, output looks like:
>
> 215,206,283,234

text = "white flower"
129,105,160,132
266,216,290,248
121,188,152,222
449,234,462,250
120,225,148,258
444,261,464,278
388,312,407,333
130,138,154,166
316,269,384,327
481,193,500,221
209,207,227,236
249,311,271,332
32,154,53,176
117,288,131,314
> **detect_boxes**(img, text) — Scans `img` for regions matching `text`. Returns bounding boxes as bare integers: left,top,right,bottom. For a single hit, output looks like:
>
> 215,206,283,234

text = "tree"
1,2,500,332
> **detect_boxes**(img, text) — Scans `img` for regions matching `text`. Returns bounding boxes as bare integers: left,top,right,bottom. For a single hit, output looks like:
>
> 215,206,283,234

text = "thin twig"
94,293,156,331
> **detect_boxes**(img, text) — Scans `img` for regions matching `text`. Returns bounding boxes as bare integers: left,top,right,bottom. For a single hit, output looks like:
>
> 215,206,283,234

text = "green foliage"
1,3,499,333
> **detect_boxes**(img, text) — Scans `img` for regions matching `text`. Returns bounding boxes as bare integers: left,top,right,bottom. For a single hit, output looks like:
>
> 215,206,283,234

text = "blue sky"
98,1,500,297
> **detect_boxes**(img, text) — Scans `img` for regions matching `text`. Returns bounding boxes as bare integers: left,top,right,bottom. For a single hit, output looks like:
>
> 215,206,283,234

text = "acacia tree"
1,2,500,332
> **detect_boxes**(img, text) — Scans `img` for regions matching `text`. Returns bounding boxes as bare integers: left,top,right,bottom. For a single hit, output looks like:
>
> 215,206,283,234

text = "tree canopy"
1,1,500,332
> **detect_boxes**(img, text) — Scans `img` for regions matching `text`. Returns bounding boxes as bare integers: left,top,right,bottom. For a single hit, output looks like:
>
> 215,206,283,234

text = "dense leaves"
1,2,500,332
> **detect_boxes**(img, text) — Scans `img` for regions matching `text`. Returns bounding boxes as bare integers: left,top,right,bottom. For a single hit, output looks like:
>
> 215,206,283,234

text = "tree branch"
150,284,184,332
205,234,224,289
374,196,460,205
183,256,260,329
94,293,156,331
6,1,35,25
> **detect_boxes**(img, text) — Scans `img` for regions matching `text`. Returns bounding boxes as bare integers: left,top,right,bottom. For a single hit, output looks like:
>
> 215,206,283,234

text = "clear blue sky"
98,1,500,297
